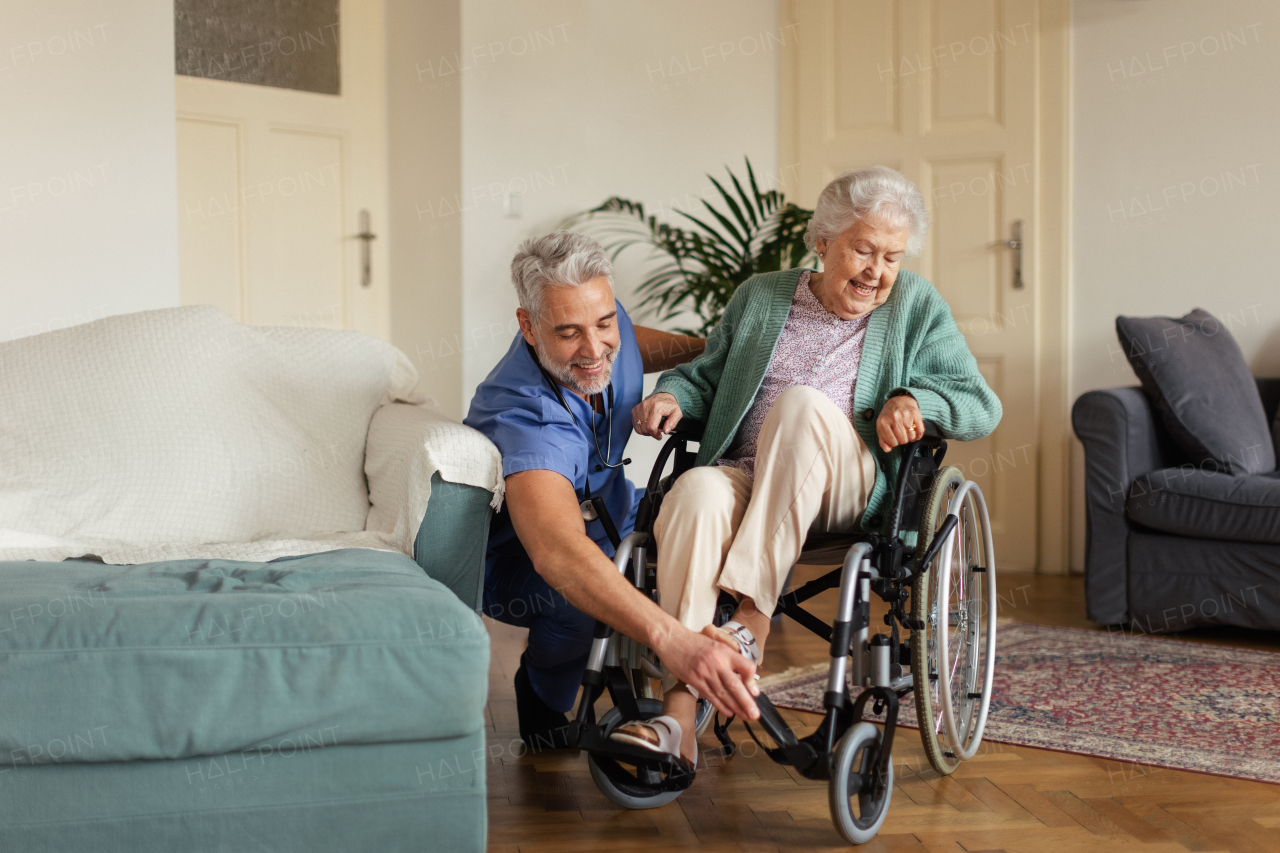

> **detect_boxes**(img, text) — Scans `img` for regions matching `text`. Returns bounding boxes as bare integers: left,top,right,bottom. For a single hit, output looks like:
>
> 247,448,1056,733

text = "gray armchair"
1072,378,1280,631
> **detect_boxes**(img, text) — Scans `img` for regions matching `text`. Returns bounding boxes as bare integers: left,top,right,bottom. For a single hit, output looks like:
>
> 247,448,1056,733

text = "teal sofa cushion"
0,549,488,765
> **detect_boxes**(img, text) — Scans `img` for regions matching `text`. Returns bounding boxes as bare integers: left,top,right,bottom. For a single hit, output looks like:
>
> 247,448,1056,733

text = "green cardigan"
652,268,1002,531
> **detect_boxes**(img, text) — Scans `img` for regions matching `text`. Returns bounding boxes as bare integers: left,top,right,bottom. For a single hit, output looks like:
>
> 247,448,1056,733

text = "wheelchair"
566,418,998,845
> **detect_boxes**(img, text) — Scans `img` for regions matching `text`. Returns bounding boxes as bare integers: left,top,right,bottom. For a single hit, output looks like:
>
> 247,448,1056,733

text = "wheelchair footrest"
754,694,799,748
572,722,696,793
742,694,828,779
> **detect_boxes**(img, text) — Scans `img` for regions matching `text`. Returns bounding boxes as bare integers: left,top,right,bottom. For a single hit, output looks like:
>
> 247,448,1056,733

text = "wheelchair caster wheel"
828,722,894,844
588,698,708,810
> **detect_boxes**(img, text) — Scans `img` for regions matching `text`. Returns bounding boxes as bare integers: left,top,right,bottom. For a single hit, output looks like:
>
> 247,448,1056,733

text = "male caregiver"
464,231,761,751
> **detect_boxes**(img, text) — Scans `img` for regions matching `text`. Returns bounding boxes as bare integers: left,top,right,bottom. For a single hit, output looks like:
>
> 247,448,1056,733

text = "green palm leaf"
561,157,816,336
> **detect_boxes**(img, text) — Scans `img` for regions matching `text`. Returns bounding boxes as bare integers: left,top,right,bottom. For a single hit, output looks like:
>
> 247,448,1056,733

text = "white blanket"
0,306,502,566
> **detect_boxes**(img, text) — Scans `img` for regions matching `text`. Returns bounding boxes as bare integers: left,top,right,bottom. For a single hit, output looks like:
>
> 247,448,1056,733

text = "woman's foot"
705,595,773,664
609,715,694,768
609,684,699,766
702,621,761,666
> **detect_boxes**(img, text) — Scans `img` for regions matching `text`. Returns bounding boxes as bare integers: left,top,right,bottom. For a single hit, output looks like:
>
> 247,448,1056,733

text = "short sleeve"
488,394,588,489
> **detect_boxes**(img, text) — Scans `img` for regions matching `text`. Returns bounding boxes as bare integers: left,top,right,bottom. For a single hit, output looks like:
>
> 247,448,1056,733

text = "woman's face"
813,216,910,319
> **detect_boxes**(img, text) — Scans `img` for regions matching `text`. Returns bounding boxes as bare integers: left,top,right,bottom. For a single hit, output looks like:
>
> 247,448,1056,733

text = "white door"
786,0,1040,570
175,0,388,338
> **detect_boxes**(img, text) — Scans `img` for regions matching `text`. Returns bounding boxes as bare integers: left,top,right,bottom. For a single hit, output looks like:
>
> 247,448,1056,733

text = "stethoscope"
527,345,631,526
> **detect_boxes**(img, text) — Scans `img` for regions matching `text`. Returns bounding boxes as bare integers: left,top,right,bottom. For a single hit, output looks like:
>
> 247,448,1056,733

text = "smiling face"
811,216,910,320
517,275,620,399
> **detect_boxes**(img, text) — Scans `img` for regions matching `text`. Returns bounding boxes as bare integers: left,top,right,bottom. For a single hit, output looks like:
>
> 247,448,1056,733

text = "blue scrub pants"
484,548,595,713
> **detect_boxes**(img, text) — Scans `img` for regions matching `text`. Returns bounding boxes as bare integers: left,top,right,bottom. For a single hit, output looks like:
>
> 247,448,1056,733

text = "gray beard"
535,338,616,398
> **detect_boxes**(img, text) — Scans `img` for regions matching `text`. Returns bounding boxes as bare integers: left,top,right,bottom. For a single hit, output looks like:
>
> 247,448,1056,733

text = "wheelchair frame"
565,418,997,843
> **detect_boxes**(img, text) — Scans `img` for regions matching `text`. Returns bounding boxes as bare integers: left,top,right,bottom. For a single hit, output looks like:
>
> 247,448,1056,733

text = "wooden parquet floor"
484,571,1280,852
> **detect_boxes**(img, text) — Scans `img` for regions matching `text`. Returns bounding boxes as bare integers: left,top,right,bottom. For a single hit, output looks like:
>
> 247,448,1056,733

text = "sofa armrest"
1071,387,1182,624
365,403,502,605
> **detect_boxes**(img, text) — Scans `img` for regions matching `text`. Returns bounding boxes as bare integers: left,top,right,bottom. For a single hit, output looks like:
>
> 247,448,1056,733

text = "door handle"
1003,220,1023,289
356,209,376,287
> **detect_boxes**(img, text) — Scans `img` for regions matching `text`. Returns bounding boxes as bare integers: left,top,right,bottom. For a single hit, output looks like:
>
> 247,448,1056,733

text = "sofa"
0,306,503,852
1072,310,1280,633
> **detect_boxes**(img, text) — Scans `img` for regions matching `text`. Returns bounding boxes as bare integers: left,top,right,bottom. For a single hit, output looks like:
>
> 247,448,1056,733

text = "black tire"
828,722,894,844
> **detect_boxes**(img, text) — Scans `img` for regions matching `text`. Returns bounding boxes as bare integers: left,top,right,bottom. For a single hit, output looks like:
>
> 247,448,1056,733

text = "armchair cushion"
1127,468,1280,545
1115,309,1275,475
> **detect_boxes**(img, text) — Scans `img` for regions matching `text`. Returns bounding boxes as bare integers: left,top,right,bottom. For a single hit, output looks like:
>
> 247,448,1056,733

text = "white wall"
1070,0,1280,568
455,0,780,479
1072,0,1280,393
385,0,464,416
0,0,178,342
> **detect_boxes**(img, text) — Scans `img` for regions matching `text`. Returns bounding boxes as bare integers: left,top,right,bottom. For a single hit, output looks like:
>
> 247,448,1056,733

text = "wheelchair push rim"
934,480,997,763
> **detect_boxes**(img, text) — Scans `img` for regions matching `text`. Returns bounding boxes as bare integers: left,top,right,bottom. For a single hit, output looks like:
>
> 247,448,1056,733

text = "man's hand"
655,629,760,720
631,392,682,438
876,393,924,452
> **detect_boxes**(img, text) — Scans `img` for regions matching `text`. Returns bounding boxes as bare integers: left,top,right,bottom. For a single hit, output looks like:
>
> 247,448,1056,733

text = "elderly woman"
610,165,1001,765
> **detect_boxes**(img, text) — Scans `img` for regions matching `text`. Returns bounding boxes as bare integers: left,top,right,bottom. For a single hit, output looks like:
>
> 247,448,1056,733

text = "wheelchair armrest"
670,418,705,440
636,420,706,534
885,420,947,539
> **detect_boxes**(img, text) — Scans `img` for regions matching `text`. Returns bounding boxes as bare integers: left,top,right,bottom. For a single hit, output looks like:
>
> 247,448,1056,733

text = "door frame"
778,0,1073,574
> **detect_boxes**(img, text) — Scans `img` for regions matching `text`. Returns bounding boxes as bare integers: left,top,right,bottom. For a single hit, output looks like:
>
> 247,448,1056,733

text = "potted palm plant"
564,158,814,336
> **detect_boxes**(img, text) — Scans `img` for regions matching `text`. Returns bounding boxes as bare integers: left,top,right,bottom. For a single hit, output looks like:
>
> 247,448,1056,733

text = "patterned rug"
760,621,1280,784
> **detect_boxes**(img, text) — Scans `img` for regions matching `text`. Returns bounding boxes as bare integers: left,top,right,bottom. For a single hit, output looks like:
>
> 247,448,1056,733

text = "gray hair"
511,231,614,319
804,166,929,257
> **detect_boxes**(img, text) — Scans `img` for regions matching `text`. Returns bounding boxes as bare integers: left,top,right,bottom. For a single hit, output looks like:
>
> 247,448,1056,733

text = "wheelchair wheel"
934,481,997,763
911,468,996,775
828,722,894,844
911,466,965,775
588,698,707,810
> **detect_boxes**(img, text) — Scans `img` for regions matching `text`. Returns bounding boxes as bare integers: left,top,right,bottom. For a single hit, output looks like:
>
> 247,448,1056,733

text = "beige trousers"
654,385,877,645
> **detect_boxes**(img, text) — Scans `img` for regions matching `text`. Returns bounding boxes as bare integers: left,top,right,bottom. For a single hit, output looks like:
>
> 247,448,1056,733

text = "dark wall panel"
175,0,340,94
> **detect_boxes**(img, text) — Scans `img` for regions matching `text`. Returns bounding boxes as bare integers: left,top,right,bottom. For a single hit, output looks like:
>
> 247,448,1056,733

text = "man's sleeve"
489,395,586,488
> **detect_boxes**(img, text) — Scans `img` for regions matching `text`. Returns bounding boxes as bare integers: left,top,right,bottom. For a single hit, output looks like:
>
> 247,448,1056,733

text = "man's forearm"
534,535,682,654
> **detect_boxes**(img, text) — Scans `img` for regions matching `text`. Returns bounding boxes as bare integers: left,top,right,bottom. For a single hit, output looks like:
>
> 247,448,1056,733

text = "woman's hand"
631,392,682,438
876,393,924,452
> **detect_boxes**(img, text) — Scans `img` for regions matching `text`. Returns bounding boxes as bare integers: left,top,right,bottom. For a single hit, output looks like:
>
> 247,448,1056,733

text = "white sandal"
716,620,762,667
608,715,695,768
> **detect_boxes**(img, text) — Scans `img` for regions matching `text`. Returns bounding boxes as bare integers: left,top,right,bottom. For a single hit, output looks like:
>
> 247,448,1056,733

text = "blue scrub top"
464,300,644,580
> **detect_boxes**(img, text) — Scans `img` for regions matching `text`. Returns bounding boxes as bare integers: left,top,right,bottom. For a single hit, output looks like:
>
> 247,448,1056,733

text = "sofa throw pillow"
1115,309,1275,475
